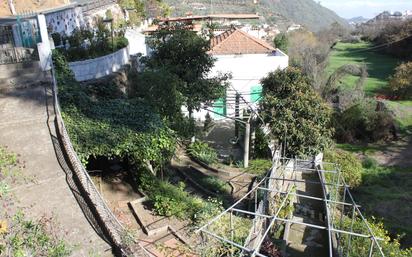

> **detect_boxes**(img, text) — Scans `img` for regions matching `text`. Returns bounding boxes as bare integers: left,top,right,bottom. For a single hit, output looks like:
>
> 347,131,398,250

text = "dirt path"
367,135,412,168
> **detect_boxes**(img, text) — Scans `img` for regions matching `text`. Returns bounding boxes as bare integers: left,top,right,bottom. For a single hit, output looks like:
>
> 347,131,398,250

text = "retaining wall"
69,46,129,81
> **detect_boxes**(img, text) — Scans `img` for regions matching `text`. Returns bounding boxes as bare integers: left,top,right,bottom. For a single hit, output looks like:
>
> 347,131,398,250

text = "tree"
260,67,333,157
273,33,288,53
389,62,412,99
146,27,229,116
287,30,331,90
129,69,184,121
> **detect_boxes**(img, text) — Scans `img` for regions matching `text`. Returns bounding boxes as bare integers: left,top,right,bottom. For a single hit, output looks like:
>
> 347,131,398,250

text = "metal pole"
235,93,240,138
111,20,114,52
368,239,375,257
244,122,250,168
346,204,356,257
230,210,234,240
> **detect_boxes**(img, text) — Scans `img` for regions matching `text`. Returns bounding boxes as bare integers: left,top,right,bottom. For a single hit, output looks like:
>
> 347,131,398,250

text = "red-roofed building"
190,27,289,121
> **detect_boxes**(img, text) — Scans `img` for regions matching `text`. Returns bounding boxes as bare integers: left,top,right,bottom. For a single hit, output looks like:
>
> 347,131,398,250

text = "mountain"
347,16,369,24
163,0,349,31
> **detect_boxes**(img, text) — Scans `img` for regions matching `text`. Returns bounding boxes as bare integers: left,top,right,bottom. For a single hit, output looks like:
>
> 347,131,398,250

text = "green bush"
187,141,218,165
324,149,362,187
197,176,231,194
362,156,378,169
53,51,175,168
333,100,396,143
56,26,129,62
339,216,412,257
253,127,272,159
244,159,272,175
138,172,203,219
389,62,412,99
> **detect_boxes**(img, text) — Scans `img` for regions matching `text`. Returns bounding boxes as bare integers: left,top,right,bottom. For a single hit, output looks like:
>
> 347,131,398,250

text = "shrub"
333,100,396,143
389,62,412,99
244,159,273,175
339,216,412,257
324,149,362,187
253,127,272,159
362,156,378,169
197,176,231,194
187,141,218,165
138,172,203,219
56,26,129,62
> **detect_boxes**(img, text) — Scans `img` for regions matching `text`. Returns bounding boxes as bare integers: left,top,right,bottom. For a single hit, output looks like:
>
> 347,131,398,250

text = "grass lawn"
384,100,412,134
327,42,400,96
353,165,412,246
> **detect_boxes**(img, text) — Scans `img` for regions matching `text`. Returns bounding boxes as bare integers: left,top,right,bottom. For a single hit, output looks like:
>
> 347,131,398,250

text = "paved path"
0,83,112,256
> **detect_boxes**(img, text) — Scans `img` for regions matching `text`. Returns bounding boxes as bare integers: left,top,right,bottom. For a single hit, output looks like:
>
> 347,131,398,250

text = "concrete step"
0,61,41,79
0,72,48,89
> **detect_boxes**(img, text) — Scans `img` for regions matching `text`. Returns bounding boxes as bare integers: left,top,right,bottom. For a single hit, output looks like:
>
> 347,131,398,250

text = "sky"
319,0,412,19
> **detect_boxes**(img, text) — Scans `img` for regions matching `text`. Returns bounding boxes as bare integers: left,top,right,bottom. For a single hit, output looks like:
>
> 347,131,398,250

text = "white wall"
125,29,147,56
68,46,129,81
189,51,289,121
45,7,84,36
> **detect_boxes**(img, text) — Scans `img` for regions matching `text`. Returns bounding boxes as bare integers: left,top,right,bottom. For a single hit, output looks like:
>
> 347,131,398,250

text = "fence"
0,47,37,64
50,57,149,257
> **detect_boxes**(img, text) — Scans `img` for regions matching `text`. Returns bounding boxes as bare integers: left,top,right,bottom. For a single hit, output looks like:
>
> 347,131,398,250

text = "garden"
52,18,129,62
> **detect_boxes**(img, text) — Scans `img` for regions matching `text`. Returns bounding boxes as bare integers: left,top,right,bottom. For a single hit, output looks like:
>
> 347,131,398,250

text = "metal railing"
49,56,149,257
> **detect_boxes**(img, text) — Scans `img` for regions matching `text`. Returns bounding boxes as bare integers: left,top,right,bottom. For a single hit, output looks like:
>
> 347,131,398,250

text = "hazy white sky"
319,0,412,19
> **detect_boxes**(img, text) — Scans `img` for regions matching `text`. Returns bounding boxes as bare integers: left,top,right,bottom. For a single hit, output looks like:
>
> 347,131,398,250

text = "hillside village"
0,1,412,257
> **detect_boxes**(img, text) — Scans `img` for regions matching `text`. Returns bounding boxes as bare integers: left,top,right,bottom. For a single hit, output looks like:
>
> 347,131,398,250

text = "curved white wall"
68,46,129,81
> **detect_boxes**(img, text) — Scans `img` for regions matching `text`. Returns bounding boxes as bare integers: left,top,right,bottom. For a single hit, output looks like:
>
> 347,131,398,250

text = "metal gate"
0,17,40,64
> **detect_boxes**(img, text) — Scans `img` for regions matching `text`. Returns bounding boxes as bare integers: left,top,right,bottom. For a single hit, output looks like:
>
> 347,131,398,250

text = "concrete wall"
45,6,84,36
68,46,129,81
189,50,289,121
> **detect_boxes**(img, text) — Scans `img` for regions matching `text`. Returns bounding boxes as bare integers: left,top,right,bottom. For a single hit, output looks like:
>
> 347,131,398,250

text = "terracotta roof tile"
209,27,275,55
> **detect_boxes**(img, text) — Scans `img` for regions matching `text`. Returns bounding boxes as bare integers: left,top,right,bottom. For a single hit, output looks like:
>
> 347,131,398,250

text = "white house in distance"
190,27,289,121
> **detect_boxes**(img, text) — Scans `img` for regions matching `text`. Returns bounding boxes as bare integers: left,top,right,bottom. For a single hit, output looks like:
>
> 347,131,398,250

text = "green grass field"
329,42,412,133
353,165,412,246
328,42,400,95
331,43,412,247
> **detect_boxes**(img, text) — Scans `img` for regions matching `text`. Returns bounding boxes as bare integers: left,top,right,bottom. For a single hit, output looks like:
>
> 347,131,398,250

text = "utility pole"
244,121,250,168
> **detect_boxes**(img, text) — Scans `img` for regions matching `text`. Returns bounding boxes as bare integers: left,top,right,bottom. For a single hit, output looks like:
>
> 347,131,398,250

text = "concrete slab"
0,83,112,256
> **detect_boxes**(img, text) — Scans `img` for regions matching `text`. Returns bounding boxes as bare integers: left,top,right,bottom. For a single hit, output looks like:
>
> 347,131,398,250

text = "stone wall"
68,46,129,81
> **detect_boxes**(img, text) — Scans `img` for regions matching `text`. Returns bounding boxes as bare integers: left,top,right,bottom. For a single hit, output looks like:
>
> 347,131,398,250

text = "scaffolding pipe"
256,187,359,207
250,187,293,257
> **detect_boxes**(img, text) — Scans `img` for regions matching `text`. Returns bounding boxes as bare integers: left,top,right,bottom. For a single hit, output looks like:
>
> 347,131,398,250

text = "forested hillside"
164,0,349,31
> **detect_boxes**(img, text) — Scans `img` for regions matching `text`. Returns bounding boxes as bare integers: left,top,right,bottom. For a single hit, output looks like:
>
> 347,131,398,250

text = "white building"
189,27,289,121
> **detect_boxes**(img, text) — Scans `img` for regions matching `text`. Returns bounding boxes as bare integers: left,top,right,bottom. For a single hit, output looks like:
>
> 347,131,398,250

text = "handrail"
49,56,148,257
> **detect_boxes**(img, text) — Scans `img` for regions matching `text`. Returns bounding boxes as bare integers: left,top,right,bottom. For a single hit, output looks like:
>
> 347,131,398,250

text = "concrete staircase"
0,61,48,91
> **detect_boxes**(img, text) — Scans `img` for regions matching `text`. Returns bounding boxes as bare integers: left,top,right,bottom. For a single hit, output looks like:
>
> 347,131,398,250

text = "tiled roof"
209,27,276,55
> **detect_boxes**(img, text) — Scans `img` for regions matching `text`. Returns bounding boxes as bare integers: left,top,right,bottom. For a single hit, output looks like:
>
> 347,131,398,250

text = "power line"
340,34,412,53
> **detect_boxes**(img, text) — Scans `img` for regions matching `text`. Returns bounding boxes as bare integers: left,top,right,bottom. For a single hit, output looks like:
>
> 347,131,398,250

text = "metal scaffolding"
196,154,386,257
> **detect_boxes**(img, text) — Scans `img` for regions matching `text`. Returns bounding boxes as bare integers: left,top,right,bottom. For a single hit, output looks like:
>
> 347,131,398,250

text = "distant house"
189,27,289,121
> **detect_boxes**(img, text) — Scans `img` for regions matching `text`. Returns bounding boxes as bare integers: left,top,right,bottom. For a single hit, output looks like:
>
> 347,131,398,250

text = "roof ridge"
211,27,237,49
236,28,275,51
210,27,276,55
